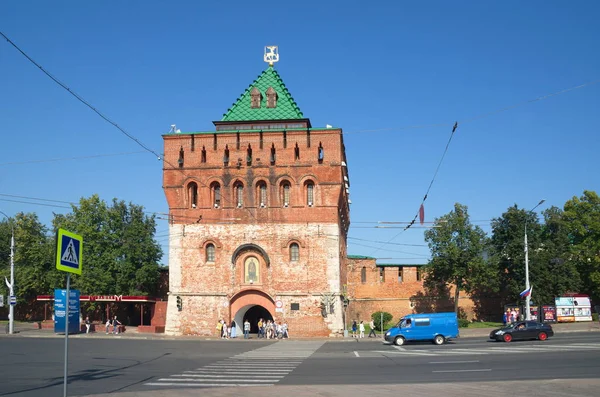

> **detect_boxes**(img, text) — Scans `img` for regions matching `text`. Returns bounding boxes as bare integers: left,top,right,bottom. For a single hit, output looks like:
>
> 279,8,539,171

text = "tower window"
178,147,184,168
283,131,287,148
416,267,422,282
206,244,216,262
223,145,230,166
246,144,252,165
212,183,221,208
281,182,290,207
191,135,195,152
306,182,314,206
235,183,244,208
290,243,299,261
270,144,276,165
258,182,267,207
213,134,217,150
294,143,300,160
398,268,403,283
259,131,264,149
201,146,206,163
236,132,240,150
318,142,324,163
266,87,278,108
307,130,311,148
250,87,262,108
188,182,198,209
380,268,385,283
361,267,367,284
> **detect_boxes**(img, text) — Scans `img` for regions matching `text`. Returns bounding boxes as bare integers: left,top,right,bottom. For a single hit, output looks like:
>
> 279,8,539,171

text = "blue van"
384,312,459,346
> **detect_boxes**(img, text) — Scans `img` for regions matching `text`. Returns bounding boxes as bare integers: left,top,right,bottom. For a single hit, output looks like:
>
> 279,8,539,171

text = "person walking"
359,321,365,338
368,319,377,338
85,316,91,334
282,321,289,339
230,321,237,338
216,319,223,337
244,319,250,339
351,320,357,338
257,318,263,338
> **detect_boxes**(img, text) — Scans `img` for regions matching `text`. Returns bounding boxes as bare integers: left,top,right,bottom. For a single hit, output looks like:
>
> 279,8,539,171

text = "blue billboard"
54,289,80,334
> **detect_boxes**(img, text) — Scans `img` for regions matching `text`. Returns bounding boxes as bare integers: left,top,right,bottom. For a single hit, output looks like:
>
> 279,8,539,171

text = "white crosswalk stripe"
145,341,324,388
373,342,600,357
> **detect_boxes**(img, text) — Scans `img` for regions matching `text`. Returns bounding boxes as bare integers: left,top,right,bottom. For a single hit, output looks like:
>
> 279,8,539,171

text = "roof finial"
264,45,279,67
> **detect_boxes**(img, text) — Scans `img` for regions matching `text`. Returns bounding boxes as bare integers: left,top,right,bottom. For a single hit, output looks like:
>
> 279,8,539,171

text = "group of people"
503,308,522,325
216,318,289,339
257,318,289,339
351,320,378,338
105,315,122,334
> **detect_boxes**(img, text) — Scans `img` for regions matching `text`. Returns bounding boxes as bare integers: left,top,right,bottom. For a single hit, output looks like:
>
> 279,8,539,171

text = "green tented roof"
347,255,377,260
220,66,304,122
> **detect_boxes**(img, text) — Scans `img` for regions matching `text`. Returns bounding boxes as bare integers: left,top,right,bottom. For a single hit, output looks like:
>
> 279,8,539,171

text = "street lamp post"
0,211,15,334
524,199,545,321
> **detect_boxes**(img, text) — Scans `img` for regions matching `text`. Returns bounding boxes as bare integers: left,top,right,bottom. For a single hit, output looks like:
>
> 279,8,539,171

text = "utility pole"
524,199,545,321
1,211,15,334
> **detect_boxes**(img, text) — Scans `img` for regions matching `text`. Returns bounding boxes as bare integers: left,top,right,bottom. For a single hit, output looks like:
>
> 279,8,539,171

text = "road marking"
393,346,406,352
158,378,275,382
429,360,480,364
354,351,360,357
146,383,275,387
172,374,285,378
432,369,492,373
187,369,292,373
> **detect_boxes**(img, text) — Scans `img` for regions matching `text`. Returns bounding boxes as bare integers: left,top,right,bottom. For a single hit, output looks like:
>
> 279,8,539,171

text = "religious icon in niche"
244,257,259,284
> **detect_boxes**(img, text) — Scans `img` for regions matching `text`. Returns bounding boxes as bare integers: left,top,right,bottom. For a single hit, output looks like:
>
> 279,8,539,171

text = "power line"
0,151,146,167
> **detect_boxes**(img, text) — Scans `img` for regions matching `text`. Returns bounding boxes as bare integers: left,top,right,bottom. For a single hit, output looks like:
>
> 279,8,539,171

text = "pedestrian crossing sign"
56,228,83,275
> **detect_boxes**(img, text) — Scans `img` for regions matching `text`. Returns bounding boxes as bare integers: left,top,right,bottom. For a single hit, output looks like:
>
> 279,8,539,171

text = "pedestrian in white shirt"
359,321,365,338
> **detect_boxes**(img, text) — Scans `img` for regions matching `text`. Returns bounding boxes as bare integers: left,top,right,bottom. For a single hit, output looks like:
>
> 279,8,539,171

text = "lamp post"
0,211,15,334
524,199,545,321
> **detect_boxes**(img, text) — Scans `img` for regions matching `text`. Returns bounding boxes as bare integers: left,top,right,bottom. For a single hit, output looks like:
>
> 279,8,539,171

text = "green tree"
563,190,600,301
424,203,494,314
52,195,162,296
490,205,543,303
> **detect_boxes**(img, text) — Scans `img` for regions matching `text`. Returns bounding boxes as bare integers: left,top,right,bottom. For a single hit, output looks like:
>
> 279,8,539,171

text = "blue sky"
1,1,599,265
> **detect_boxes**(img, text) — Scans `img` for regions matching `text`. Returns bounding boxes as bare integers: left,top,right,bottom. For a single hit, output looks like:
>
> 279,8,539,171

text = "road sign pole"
63,273,70,397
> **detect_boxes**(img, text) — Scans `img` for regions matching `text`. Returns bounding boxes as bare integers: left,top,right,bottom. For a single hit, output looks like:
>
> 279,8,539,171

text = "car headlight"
385,331,390,336
495,330,504,335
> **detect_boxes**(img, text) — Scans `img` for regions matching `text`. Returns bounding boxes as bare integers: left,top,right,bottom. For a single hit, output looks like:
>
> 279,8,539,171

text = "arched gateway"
231,290,275,334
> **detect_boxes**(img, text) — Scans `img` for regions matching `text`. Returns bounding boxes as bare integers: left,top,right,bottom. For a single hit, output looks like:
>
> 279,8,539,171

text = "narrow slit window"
361,267,367,284
416,267,422,282
294,143,300,160
380,268,385,283
398,268,403,283
270,144,276,165
213,134,217,150
318,142,324,163
307,130,311,148
236,132,240,150
213,184,221,208
201,146,207,163
191,135,195,152
283,131,287,148
259,131,264,149
246,144,252,165
178,147,184,168
223,145,230,165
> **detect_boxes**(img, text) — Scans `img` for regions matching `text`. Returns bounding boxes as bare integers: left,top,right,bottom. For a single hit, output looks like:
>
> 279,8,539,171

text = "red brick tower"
163,63,350,336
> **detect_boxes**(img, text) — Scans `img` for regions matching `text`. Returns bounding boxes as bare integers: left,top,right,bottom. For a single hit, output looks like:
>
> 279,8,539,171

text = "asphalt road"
0,332,598,397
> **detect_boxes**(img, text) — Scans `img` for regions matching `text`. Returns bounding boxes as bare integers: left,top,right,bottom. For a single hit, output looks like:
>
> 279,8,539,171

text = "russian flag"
520,286,533,299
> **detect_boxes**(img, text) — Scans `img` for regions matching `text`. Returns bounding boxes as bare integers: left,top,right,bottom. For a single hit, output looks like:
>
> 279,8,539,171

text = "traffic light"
176,296,182,311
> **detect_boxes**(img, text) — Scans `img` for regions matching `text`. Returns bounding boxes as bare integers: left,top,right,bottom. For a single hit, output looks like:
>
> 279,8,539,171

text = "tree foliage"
52,195,162,296
563,190,600,301
424,203,494,314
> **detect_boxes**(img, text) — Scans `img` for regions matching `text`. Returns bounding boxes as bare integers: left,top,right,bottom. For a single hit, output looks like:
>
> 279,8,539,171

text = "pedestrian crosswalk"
145,341,324,388
371,342,600,357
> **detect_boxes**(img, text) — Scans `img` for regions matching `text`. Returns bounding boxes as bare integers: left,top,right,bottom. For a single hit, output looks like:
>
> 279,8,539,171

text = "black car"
489,321,554,342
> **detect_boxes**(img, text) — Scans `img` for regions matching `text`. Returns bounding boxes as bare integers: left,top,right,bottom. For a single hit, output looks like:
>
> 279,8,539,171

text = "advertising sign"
541,305,557,323
555,297,575,322
54,288,80,334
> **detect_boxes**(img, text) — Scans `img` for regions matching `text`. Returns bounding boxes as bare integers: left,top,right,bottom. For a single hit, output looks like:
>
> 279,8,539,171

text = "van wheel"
394,336,405,346
433,335,445,345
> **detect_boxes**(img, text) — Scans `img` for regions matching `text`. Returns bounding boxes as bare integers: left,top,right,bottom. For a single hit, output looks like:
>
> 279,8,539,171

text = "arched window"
211,182,221,208
206,243,216,262
188,182,198,208
361,267,367,284
235,182,244,208
281,181,291,207
250,87,262,109
257,182,267,208
178,146,184,168
306,181,314,206
266,87,278,108
290,243,299,261
318,142,324,163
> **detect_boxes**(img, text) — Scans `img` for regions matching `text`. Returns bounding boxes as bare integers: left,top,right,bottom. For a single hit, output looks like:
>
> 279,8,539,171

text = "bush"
593,313,599,322
458,318,470,328
371,311,393,331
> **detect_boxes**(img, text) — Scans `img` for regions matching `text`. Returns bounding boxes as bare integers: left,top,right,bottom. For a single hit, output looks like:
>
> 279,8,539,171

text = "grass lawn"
467,321,503,328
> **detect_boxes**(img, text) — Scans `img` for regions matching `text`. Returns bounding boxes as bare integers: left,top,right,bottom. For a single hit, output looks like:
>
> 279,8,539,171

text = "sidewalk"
2,320,598,340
